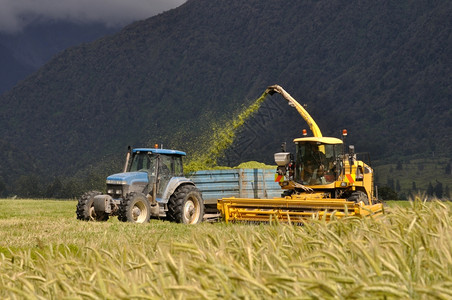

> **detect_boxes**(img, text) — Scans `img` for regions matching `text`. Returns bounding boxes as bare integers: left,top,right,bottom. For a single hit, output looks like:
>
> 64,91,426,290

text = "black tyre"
347,190,370,205
167,185,204,224
281,190,293,197
118,192,151,223
76,191,109,221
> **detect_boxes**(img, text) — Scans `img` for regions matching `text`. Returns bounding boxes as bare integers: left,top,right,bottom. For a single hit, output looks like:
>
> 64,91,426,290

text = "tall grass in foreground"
0,197,451,299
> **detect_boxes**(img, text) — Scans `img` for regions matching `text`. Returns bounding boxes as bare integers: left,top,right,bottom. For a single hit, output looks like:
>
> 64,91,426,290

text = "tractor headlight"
106,180,127,185
107,188,123,195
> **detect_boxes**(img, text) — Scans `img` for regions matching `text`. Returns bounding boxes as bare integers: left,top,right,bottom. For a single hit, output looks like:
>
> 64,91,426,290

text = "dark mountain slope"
0,0,450,186
0,21,120,94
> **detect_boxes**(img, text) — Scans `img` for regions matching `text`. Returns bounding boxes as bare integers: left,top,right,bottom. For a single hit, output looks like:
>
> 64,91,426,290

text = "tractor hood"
106,172,148,185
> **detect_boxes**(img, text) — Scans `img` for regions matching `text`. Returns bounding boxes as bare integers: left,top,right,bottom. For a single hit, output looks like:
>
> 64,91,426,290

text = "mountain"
0,21,121,94
0,0,451,196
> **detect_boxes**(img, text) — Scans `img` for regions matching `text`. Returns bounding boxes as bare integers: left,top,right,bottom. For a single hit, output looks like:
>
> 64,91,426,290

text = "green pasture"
375,157,452,198
0,198,451,299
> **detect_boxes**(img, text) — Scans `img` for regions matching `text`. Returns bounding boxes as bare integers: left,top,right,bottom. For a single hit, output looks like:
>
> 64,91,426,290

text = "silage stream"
184,91,269,173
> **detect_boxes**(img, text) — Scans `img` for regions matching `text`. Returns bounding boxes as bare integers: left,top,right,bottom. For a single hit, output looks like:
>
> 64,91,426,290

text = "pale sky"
0,0,186,33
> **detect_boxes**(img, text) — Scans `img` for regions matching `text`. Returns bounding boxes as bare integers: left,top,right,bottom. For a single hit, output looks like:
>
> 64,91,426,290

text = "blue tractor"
76,147,204,224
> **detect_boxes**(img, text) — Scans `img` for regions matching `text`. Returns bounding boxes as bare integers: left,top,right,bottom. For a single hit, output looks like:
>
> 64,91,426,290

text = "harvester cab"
76,147,204,224
268,84,376,205
275,136,375,205
217,85,383,223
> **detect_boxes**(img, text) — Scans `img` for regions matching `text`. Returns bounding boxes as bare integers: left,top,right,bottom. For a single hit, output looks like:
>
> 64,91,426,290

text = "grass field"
375,157,452,198
0,198,451,299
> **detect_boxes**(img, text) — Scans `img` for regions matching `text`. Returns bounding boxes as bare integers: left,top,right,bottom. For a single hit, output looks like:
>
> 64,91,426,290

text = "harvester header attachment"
218,196,383,223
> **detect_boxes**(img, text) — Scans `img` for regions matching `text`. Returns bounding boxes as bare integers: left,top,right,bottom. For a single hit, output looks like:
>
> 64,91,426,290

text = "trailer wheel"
76,191,109,221
167,185,204,224
348,191,370,205
118,192,151,223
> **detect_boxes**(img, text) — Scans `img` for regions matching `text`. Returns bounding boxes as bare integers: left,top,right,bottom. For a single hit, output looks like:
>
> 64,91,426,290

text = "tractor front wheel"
167,185,204,224
76,191,109,221
118,192,151,223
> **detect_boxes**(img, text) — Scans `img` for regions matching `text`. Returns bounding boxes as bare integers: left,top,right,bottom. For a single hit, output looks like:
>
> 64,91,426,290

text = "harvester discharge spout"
265,85,323,138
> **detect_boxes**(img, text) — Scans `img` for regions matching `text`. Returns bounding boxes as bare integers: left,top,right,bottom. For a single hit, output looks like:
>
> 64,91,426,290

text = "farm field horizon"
0,198,451,298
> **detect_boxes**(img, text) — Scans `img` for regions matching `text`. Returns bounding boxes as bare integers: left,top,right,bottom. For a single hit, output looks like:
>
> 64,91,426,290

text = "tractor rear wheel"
348,191,370,205
76,191,109,221
118,192,151,223
167,185,204,224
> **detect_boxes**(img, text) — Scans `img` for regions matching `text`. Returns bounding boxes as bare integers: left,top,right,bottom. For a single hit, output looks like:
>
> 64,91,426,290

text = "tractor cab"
106,148,186,200
127,148,185,198
128,148,185,175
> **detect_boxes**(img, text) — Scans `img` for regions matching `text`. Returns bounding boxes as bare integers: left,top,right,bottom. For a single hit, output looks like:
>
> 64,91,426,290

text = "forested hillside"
0,0,450,197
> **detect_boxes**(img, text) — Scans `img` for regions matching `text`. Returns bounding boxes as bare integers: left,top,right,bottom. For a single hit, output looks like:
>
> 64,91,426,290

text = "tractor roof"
293,137,343,144
132,148,186,156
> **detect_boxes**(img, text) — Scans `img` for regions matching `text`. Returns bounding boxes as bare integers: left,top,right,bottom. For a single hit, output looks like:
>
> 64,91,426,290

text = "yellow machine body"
217,85,384,223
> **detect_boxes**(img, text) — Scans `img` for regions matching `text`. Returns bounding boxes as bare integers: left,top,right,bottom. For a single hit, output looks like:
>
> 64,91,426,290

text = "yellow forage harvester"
217,85,384,223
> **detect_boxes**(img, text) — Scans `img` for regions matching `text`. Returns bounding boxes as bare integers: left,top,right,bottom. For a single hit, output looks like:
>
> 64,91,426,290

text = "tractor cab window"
159,155,172,175
295,142,339,185
173,156,183,176
157,155,173,197
129,152,156,173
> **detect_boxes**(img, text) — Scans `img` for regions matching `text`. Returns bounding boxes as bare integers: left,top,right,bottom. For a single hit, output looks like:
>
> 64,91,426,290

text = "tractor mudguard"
160,177,196,203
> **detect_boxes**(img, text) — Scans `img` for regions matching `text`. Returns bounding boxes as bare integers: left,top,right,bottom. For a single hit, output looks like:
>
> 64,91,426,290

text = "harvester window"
296,142,338,185
356,166,364,181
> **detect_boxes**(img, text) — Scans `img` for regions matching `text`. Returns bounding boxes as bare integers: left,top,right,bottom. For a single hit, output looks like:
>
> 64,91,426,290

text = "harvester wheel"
118,192,151,223
167,185,204,224
76,191,109,221
281,190,294,197
348,191,370,205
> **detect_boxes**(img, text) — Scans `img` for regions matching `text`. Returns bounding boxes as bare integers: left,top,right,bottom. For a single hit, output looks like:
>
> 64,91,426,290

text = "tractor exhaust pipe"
123,146,132,173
